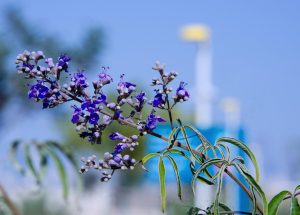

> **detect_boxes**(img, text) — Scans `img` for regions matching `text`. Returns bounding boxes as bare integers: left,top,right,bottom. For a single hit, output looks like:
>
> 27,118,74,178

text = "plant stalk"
0,184,22,215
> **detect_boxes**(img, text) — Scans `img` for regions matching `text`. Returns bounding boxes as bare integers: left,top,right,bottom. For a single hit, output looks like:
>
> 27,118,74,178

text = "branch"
0,184,22,215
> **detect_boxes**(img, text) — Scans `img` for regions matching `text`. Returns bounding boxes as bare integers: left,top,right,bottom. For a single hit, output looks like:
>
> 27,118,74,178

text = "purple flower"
22,62,35,72
113,143,128,155
117,74,136,96
45,58,54,68
89,112,100,124
71,71,88,88
174,82,189,102
152,90,165,107
114,110,124,120
95,93,107,104
102,115,112,125
71,105,83,124
134,91,147,112
81,99,94,111
99,67,113,86
28,81,49,99
145,111,166,130
57,54,71,72
109,132,125,140
81,96,106,113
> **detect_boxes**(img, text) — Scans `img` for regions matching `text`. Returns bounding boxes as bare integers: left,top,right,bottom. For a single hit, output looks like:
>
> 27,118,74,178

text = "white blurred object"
220,97,241,209
181,24,215,209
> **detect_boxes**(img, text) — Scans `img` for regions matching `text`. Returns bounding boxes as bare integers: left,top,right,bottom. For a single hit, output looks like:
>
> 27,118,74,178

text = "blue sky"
1,0,300,180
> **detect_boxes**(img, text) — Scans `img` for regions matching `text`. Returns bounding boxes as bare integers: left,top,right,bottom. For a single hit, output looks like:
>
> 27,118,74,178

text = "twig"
0,184,22,215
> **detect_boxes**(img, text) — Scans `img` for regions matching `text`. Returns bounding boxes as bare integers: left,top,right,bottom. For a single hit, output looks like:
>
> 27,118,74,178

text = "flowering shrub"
12,50,300,215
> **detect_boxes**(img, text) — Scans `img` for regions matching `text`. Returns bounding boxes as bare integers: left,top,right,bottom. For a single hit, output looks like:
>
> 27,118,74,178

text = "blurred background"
0,0,300,214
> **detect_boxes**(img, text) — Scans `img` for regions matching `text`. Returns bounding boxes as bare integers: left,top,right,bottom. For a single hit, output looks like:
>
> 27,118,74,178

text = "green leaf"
46,146,69,199
216,143,231,161
218,202,232,212
268,190,291,215
46,141,83,195
250,186,257,215
291,197,300,215
190,162,214,185
166,155,182,200
180,127,203,164
213,164,227,215
183,125,210,146
191,159,224,195
187,207,200,215
209,202,232,214
217,137,260,182
46,141,77,168
158,156,166,213
141,153,160,167
233,163,268,215
294,185,300,195
24,144,41,185
36,145,49,180
167,127,181,147
164,149,215,185
10,141,25,175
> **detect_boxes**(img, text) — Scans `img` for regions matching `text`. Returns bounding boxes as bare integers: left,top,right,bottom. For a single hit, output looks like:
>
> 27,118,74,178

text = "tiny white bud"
76,125,82,131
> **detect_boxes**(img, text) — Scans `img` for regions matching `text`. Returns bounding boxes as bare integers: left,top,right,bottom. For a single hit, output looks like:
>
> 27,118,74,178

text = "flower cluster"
80,153,136,182
109,132,139,152
15,51,189,181
150,61,189,110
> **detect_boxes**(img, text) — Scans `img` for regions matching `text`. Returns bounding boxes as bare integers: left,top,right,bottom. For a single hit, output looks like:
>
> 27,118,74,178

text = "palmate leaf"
165,155,182,200
158,156,166,213
141,153,168,212
218,202,232,213
10,141,25,175
168,127,181,147
46,141,77,169
141,153,160,171
46,141,83,195
182,125,210,147
191,159,224,195
233,163,268,215
291,197,300,215
46,146,69,199
187,207,201,215
180,127,203,164
10,140,79,199
24,144,41,185
164,148,214,185
294,185,300,195
207,202,232,215
268,190,291,215
190,162,215,185
213,164,227,215
36,145,49,180
217,137,260,182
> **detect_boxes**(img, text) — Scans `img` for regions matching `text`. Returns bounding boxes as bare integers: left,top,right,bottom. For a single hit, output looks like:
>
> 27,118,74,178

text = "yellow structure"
180,24,210,42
